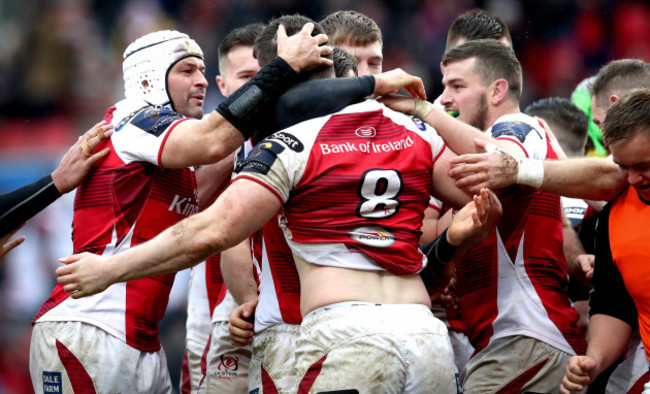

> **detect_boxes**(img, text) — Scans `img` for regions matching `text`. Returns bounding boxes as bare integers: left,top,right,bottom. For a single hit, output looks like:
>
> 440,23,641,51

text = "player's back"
278,100,445,275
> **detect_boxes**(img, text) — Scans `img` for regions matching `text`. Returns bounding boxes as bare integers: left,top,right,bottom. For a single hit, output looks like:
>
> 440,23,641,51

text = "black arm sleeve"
273,75,375,130
0,174,61,238
589,203,639,329
419,228,459,284
216,57,298,140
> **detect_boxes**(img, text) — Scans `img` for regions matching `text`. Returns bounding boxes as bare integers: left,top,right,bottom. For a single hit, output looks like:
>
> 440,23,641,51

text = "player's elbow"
188,227,234,262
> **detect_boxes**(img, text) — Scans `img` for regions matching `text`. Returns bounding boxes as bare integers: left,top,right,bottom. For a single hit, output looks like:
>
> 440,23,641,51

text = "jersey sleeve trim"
496,136,530,158
432,142,447,165
232,175,286,205
157,117,192,168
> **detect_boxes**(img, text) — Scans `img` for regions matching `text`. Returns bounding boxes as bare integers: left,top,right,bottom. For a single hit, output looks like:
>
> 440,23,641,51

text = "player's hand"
80,120,113,156
449,138,519,194
436,279,460,311
56,252,113,298
277,23,333,73
447,188,501,247
0,223,27,261
373,69,426,100
229,300,257,347
560,356,597,393
52,121,113,194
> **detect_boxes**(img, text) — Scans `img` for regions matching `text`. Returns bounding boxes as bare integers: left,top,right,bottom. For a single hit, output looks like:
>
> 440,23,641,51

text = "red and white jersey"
234,100,446,276
239,141,302,333
34,99,198,352
455,113,586,356
428,196,443,214
252,217,302,333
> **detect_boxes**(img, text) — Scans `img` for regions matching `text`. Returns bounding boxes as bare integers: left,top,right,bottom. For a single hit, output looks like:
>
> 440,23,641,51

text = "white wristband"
516,157,544,188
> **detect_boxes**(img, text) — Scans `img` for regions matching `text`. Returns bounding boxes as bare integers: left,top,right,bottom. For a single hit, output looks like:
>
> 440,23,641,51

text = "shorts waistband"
305,301,382,320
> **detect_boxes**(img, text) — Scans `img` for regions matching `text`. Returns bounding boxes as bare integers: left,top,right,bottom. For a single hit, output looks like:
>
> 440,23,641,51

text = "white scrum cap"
122,30,203,106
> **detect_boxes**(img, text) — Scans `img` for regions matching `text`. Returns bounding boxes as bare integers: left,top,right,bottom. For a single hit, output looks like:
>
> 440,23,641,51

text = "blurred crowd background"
1,0,649,392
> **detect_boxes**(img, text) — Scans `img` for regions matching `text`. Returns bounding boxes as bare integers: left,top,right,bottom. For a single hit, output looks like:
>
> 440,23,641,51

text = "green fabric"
571,77,608,157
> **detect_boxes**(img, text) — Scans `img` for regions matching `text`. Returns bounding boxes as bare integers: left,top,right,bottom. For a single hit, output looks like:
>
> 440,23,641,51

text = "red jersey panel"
234,100,446,276
35,99,198,351
455,113,586,356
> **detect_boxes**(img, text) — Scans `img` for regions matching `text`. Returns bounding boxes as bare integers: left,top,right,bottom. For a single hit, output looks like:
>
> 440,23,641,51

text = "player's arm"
0,121,112,238
420,188,501,297
561,210,591,287
161,23,333,169
379,95,522,158
430,147,480,209
57,179,281,298
223,238,259,348
563,202,639,392
420,105,524,157
449,139,625,199
560,315,632,393
221,238,258,305
273,68,425,132
419,205,442,246
195,151,236,210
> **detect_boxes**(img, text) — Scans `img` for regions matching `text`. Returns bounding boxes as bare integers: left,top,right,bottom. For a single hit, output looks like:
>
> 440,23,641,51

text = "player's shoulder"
489,112,544,143
112,99,185,137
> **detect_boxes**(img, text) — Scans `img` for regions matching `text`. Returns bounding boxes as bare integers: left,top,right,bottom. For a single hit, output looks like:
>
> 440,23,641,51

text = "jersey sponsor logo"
320,136,414,155
412,116,427,131
355,126,376,138
348,226,395,248
43,371,62,393
130,106,184,137
168,194,199,216
564,206,587,216
268,131,304,152
490,121,541,143
236,140,285,175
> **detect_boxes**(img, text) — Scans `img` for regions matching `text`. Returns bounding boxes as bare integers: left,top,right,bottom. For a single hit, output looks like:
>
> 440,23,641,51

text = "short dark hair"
320,10,383,48
333,46,358,77
589,59,650,108
218,23,265,75
442,39,522,101
254,14,333,80
445,9,512,54
601,88,650,148
525,97,589,157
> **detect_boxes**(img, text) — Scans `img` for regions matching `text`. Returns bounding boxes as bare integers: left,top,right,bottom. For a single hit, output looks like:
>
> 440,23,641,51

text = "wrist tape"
414,98,435,119
216,57,298,139
516,157,545,188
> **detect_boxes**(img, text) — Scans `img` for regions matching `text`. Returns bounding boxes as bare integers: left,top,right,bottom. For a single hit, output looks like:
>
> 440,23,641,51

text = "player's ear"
216,75,228,97
490,79,509,105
